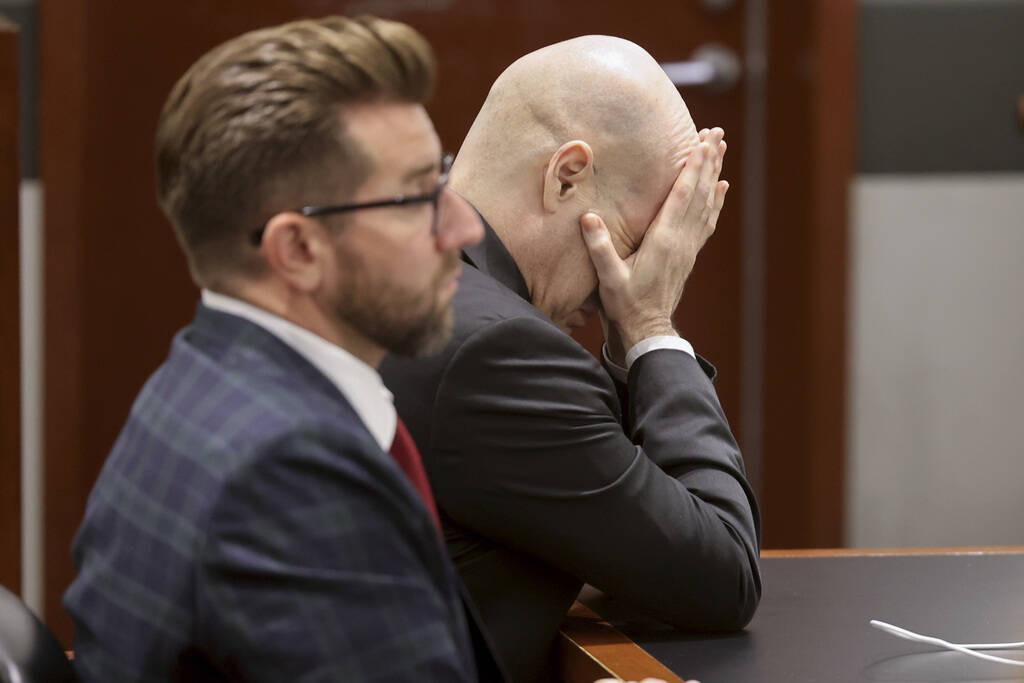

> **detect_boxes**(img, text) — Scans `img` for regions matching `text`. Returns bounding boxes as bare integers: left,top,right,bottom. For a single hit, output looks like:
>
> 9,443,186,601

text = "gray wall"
1,0,37,177
847,0,1024,547
3,0,43,610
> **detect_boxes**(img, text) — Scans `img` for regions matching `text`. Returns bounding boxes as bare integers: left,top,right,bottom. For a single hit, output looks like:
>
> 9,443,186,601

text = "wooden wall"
760,0,856,548
1,15,20,596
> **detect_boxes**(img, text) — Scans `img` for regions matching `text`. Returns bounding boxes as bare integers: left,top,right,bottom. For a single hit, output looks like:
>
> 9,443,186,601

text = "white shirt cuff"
601,335,696,383
626,335,696,366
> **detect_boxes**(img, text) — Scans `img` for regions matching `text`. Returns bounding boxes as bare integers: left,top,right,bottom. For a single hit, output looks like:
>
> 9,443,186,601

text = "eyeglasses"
251,153,453,245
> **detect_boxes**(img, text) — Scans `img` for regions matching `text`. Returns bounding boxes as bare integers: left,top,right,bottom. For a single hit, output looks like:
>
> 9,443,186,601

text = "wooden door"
1,15,20,596
41,0,854,640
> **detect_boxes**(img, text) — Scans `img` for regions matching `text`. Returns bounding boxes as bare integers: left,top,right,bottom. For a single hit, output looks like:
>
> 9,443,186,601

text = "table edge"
558,602,688,683
761,546,1024,558
557,547,1024,681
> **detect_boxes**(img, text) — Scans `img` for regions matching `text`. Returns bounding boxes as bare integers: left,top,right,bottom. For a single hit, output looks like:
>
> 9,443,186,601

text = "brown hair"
155,15,436,285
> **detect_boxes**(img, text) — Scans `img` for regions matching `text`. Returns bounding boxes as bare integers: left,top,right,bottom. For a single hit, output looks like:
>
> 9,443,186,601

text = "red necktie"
389,417,442,531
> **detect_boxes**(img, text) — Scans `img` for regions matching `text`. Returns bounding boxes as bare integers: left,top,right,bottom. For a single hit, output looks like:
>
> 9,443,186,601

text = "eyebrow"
402,160,440,183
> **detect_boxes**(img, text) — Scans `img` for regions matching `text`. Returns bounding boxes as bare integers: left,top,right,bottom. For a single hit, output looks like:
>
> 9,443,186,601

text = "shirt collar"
461,210,531,302
200,289,396,451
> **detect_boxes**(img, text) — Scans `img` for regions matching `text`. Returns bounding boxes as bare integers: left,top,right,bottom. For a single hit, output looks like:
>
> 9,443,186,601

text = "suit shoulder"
120,336,381,491
382,264,610,454
452,265,547,333
383,264,555,385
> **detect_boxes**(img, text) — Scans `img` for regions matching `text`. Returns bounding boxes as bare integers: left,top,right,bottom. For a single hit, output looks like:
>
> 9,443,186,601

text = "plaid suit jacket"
64,304,479,682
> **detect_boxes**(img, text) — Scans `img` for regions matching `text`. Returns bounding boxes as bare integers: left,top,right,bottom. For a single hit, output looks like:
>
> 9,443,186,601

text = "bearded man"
63,15,504,682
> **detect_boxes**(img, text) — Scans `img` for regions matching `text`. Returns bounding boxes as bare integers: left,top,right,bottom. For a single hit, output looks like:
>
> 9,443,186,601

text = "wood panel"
559,602,686,683
40,0,88,642
0,15,20,595
760,0,856,548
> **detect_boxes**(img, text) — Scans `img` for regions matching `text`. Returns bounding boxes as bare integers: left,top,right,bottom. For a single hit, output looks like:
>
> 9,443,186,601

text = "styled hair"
154,15,437,285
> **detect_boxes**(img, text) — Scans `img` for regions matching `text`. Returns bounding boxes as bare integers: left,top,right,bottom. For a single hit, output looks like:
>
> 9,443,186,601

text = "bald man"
381,36,761,681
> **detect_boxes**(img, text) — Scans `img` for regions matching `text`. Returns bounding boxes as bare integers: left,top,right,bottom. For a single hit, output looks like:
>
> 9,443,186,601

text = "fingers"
711,139,726,193
698,128,726,182
697,129,725,206
704,137,727,218
712,138,726,188
678,128,725,231
705,180,729,235
580,212,629,287
583,125,728,352
655,141,706,227
677,147,714,229
659,127,725,228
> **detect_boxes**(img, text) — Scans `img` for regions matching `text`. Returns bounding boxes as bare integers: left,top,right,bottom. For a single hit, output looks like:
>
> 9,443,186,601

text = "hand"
581,128,728,354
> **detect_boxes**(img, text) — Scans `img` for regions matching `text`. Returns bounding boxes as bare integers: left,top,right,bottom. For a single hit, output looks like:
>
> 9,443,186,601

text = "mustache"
435,252,462,284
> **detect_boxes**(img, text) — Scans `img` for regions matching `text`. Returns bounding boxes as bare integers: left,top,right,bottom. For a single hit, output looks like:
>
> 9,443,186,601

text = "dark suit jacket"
63,304,493,682
380,221,763,682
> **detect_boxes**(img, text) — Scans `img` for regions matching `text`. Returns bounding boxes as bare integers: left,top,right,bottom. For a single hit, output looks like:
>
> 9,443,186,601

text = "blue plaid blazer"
64,304,480,682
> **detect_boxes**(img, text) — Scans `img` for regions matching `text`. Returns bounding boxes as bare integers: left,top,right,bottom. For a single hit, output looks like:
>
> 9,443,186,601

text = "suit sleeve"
431,316,762,630
194,427,478,682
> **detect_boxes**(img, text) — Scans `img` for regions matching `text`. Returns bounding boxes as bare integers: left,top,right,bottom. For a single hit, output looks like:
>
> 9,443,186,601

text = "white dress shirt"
602,335,697,383
201,289,396,451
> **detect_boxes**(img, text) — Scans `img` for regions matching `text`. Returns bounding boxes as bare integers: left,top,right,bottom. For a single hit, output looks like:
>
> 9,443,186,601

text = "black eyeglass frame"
251,152,453,245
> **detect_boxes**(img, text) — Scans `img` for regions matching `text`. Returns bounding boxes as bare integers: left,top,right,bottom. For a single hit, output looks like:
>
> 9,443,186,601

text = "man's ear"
260,212,330,293
542,140,595,213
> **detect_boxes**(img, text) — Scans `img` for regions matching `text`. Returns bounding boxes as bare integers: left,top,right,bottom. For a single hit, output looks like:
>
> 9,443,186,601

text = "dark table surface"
580,551,1024,682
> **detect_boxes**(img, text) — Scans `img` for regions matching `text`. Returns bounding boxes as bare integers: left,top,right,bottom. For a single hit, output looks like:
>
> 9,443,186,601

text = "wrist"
604,333,627,367
617,318,678,351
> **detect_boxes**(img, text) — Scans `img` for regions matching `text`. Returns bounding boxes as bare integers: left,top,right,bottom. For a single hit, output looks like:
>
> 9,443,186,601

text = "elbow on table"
703,553,762,631
704,513,763,630
661,551,762,632
725,566,762,630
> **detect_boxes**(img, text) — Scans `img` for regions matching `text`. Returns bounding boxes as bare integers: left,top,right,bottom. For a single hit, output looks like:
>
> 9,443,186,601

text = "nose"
434,187,484,252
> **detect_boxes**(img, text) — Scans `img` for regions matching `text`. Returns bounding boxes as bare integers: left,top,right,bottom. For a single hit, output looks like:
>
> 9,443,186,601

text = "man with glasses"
382,36,762,682
63,16,503,682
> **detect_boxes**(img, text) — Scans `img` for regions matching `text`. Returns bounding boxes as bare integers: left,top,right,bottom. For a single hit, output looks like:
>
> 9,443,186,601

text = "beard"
332,249,460,358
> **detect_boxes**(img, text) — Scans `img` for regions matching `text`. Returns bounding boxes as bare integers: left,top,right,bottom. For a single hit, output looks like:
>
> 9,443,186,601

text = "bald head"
454,35,696,227
453,35,701,329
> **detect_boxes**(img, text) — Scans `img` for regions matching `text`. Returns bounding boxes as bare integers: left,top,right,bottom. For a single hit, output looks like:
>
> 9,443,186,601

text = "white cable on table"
871,620,1024,666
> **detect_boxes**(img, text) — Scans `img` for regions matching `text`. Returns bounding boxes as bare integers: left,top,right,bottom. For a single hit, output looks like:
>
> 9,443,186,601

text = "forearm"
589,345,761,626
436,321,760,630
444,442,759,631
591,466,761,630
624,347,762,626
